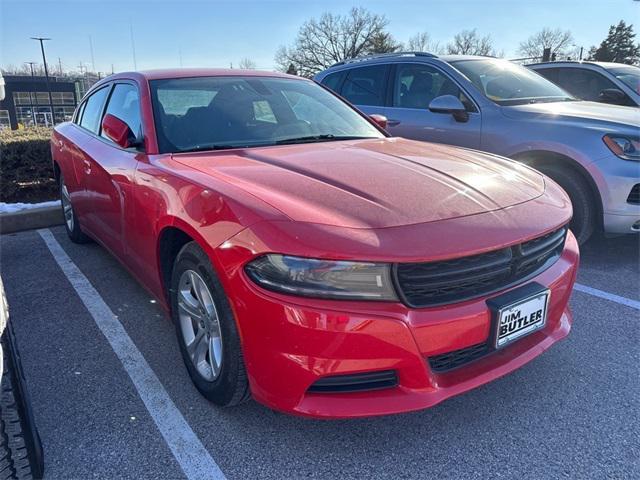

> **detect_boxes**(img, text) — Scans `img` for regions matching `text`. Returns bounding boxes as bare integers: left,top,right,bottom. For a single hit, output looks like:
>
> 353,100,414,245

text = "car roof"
528,61,633,69
91,68,301,87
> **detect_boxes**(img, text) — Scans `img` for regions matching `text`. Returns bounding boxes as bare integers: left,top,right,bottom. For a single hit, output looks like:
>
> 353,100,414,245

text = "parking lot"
1,225,638,479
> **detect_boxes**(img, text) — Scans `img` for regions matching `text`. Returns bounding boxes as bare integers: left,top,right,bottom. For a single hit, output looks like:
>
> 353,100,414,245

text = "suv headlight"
603,135,640,161
245,254,398,301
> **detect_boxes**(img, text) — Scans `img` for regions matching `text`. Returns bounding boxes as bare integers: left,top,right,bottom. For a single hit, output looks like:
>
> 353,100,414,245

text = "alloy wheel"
177,269,223,381
61,181,74,232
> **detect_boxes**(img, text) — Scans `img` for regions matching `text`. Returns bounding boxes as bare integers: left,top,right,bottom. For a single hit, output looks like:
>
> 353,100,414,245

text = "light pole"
24,62,37,125
31,37,54,126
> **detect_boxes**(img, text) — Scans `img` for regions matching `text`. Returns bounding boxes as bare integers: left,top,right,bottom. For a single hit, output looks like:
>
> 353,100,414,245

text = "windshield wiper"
177,144,238,153
275,134,373,145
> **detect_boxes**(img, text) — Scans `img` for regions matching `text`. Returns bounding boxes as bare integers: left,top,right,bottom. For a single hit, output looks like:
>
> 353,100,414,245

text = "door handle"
387,119,401,126
83,159,92,174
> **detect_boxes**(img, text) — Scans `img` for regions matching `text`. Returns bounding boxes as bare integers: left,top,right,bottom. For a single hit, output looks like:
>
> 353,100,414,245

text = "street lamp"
24,62,37,125
30,37,54,126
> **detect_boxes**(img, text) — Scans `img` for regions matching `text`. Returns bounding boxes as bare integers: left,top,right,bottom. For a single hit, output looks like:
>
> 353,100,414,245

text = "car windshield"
608,65,640,94
149,76,384,153
451,58,575,106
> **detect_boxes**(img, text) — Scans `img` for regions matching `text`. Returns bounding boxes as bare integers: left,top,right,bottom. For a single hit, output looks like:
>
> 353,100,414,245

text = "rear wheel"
170,242,250,406
537,165,596,245
59,174,90,244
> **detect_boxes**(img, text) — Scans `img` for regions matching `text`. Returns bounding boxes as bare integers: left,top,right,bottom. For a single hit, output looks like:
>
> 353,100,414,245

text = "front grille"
428,343,490,372
307,370,398,393
395,227,566,308
627,184,640,204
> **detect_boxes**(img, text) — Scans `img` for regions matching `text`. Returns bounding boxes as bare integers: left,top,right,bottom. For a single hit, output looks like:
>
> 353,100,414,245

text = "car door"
85,82,144,259
68,85,111,228
383,63,481,148
331,64,389,117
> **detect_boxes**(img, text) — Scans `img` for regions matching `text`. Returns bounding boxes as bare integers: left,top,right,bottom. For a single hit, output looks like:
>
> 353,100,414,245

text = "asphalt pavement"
0,226,638,479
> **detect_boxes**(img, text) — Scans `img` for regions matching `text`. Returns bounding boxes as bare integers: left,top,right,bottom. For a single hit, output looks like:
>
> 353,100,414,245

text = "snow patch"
0,200,60,214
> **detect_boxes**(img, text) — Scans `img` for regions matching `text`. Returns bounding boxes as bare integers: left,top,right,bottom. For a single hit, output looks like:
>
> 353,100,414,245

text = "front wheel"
170,242,250,406
59,174,90,244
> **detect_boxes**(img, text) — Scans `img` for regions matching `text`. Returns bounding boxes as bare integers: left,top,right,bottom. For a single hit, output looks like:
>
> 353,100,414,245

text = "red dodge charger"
51,69,578,418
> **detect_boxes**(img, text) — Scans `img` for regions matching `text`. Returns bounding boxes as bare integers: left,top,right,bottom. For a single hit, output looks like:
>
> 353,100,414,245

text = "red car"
51,69,578,418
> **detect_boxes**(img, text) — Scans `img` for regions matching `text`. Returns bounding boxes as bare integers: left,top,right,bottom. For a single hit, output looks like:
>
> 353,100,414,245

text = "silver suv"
315,53,640,243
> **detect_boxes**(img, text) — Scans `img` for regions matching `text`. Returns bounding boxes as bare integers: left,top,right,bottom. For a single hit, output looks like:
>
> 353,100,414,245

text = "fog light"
632,220,640,232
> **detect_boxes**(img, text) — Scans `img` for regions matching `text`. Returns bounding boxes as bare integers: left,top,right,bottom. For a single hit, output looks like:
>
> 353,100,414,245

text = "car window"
341,65,388,106
320,71,346,93
609,66,640,94
452,58,573,106
74,101,86,125
535,68,560,84
555,68,619,102
101,83,142,140
392,63,475,111
150,76,384,153
79,86,110,133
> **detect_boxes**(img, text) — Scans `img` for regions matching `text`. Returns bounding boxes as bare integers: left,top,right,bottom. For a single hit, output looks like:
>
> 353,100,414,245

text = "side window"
341,65,388,106
556,68,619,102
74,101,86,125
535,68,560,84
320,71,346,94
79,86,110,133
393,63,474,111
102,83,142,139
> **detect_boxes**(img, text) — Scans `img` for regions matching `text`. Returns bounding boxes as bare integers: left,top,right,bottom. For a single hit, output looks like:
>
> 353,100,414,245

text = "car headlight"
244,254,398,301
603,135,640,161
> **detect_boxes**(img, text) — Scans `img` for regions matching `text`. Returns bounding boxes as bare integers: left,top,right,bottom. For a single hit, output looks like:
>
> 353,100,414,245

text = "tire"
538,165,596,245
170,242,250,406
59,173,90,244
0,338,41,480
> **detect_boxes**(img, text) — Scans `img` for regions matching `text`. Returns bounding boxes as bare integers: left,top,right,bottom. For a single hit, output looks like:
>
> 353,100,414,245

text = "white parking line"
37,229,226,480
574,283,640,311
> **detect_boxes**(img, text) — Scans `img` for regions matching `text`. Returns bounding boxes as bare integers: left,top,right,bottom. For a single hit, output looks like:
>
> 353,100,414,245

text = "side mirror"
598,88,626,104
428,95,469,123
102,113,139,149
369,114,388,130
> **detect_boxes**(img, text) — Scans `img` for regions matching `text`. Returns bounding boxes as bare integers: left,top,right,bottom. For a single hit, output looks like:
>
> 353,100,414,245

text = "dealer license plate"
495,289,550,349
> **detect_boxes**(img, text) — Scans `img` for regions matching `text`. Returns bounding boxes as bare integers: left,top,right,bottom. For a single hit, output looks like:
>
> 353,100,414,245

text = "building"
0,74,79,130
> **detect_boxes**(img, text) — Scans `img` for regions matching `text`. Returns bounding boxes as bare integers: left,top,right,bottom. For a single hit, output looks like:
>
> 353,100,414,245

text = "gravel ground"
0,226,638,479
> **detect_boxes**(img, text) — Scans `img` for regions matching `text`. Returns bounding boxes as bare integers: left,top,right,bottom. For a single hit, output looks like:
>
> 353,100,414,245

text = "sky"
1,0,639,74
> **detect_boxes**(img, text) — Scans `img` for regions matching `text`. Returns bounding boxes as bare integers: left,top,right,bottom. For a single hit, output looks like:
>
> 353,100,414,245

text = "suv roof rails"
330,51,437,68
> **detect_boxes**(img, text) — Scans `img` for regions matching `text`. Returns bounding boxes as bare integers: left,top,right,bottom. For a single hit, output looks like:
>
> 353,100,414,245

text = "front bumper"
589,155,640,234
220,230,579,418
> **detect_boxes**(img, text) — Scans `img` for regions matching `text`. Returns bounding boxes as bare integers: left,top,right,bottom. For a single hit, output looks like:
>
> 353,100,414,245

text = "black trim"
307,370,398,393
394,227,567,308
627,184,640,205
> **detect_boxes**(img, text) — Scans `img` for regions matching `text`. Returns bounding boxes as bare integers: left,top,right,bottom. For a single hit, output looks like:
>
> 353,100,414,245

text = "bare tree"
446,29,496,56
238,58,257,70
518,28,574,58
275,7,392,77
406,32,444,54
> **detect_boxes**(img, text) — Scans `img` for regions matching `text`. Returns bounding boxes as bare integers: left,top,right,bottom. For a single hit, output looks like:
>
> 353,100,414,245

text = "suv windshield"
150,76,384,153
451,59,574,106
608,65,640,94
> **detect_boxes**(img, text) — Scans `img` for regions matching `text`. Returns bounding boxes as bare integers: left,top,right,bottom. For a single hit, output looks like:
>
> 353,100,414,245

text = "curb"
0,205,63,235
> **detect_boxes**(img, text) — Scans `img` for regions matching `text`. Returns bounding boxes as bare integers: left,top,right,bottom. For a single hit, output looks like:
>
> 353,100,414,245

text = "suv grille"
627,184,640,204
394,227,567,308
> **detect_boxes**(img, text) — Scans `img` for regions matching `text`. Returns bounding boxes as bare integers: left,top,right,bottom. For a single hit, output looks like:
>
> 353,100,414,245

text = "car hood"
171,138,545,229
502,100,640,129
